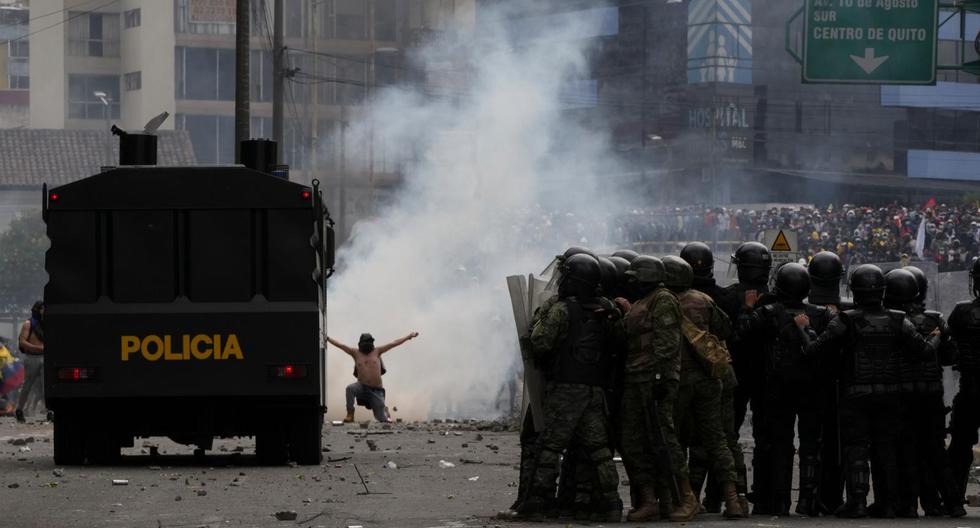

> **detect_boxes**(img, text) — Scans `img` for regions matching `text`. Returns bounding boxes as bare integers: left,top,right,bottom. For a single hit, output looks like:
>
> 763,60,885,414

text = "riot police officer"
517,253,624,522
671,255,747,518
680,241,748,514
945,258,980,517
738,263,831,516
720,241,773,513
807,250,848,514
803,264,940,518
884,268,960,518
619,255,693,522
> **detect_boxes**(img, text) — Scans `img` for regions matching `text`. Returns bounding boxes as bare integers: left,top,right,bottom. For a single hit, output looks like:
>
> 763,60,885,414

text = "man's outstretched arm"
377,332,420,354
325,336,357,356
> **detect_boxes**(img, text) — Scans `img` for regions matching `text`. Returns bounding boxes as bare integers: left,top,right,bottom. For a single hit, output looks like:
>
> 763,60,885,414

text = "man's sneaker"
14,409,25,423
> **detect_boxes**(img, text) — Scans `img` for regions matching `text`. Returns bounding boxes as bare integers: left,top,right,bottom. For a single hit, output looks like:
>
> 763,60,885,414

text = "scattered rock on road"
275,511,298,521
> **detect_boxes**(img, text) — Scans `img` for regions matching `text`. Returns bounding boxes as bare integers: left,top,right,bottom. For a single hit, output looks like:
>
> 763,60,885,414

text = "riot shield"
507,275,546,431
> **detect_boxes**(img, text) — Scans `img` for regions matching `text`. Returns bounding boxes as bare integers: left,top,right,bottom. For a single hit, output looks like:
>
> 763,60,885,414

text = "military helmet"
597,256,619,297
732,241,772,284
662,256,694,291
884,269,919,305
608,256,631,296
612,249,640,263
562,246,596,261
625,255,665,285
732,242,772,269
561,253,601,285
849,264,886,306
680,242,714,278
774,262,810,301
902,265,928,304
608,256,631,277
808,251,844,285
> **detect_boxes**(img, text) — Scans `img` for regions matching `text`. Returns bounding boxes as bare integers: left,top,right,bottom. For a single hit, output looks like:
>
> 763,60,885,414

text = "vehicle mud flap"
86,430,121,465
53,411,85,466
288,408,324,466
256,427,289,465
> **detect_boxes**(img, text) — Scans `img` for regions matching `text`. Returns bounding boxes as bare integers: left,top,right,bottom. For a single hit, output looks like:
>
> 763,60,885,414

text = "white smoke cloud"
325,2,628,420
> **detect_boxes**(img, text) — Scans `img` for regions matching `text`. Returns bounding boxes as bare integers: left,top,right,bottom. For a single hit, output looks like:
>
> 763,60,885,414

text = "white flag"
915,217,926,258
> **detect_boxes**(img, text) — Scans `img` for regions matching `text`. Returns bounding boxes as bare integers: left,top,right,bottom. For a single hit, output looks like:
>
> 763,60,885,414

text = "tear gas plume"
325,2,629,420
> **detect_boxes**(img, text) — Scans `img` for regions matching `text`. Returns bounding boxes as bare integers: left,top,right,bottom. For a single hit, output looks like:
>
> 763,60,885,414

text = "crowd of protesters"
612,201,980,271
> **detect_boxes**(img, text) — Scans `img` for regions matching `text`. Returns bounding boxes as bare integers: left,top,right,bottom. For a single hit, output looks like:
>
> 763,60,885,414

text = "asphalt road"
3,415,980,528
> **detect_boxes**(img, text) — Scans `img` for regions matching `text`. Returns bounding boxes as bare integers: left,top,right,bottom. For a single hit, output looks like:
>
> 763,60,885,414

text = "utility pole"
309,0,319,182
234,0,250,163
272,0,284,163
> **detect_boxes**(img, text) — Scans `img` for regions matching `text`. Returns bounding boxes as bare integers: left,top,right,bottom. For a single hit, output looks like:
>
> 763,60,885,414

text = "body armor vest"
762,303,821,384
951,301,980,373
553,299,611,386
842,308,905,390
903,309,943,392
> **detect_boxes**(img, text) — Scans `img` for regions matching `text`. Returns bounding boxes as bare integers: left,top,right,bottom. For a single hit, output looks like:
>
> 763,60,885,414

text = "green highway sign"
803,0,937,84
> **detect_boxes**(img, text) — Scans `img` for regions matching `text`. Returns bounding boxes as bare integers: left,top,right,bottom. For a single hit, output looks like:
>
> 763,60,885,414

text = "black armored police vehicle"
42,131,334,466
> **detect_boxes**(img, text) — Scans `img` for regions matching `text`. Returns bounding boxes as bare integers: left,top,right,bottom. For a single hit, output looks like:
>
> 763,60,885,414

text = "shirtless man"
326,331,419,423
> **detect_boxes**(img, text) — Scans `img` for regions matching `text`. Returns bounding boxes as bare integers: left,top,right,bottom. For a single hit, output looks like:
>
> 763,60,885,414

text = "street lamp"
94,90,112,165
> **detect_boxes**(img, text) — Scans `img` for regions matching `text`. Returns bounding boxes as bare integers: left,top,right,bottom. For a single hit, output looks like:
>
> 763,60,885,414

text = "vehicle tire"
53,411,85,465
288,409,323,466
86,433,121,465
256,429,288,465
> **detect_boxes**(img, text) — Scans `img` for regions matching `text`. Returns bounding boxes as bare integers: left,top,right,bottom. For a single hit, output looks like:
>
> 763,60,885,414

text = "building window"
124,8,141,28
68,75,120,120
124,71,142,91
7,40,28,89
336,62,366,104
375,0,396,41
285,0,307,38
175,47,235,101
176,114,235,165
687,0,753,84
336,0,367,40
68,12,120,57
250,49,272,102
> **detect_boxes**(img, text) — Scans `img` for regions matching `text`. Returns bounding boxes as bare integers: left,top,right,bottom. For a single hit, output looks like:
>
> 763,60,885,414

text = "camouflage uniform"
619,287,685,491
676,289,739,489
525,298,622,511
688,276,748,507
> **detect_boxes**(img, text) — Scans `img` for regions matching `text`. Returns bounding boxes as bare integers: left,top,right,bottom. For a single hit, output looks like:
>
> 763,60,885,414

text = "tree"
0,213,47,315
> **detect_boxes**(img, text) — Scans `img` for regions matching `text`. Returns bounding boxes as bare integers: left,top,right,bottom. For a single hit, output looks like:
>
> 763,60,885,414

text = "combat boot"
722,481,747,519
702,479,722,513
342,410,354,423
947,502,967,518
512,496,555,522
626,486,659,522
670,479,701,522
835,497,868,519
738,495,751,517
795,494,820,517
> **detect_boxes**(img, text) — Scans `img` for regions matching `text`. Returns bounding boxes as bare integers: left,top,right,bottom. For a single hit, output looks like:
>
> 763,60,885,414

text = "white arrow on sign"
849,48,890,75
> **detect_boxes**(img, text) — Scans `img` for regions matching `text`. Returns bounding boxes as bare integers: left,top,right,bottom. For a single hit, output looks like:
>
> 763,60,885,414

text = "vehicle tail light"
270,364,308,379
57,367,96,381
301,190,311,200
